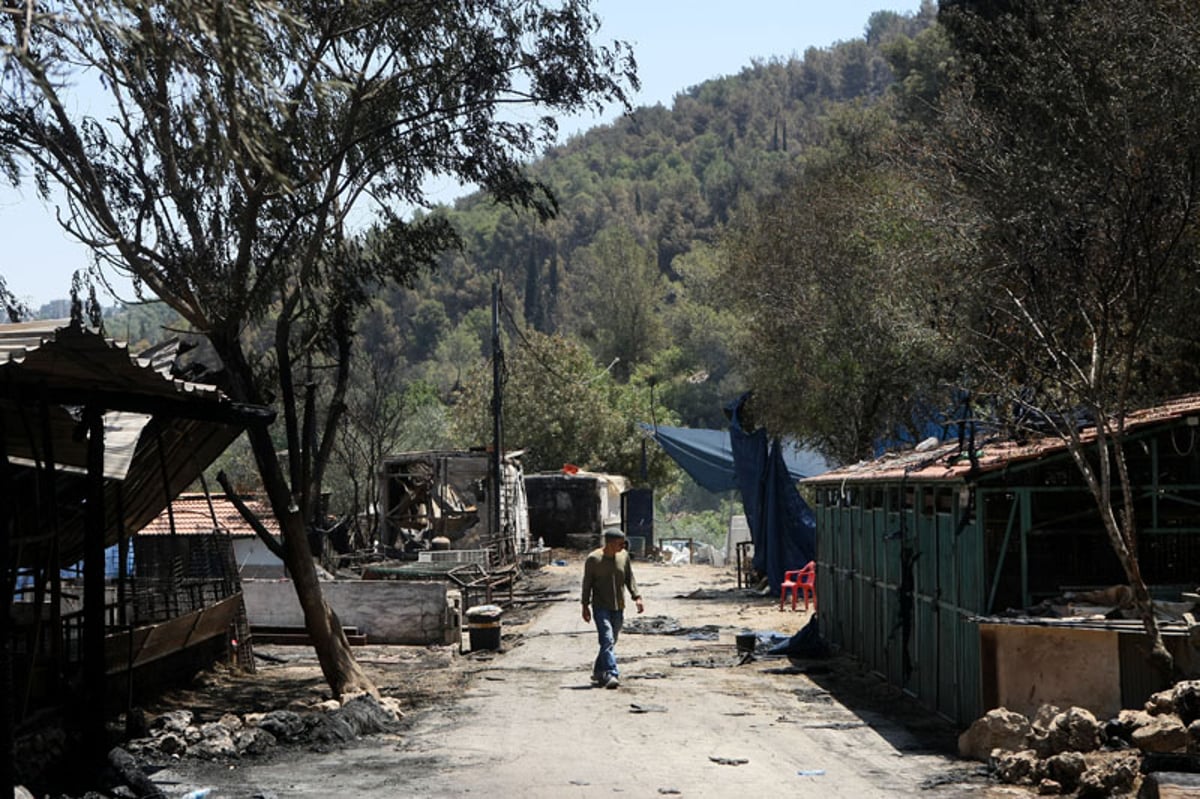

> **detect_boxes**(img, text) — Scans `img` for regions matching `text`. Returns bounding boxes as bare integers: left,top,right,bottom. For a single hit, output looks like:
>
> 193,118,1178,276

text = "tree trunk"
1127,566,1175,680
1070,433,1175,681
1109,424,1176,681
215,332,376,699
1099,501,1175,680
248,423,377,699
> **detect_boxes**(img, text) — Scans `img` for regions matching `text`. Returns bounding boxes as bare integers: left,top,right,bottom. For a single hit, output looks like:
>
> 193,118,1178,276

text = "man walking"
581,527,644,689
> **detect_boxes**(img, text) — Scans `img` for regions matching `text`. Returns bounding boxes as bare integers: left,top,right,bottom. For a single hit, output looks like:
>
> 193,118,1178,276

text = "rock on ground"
959,707,1032,761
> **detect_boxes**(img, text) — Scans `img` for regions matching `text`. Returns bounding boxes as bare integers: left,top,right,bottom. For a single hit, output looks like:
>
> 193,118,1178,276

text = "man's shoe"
604,674,620,689
590,673,602,686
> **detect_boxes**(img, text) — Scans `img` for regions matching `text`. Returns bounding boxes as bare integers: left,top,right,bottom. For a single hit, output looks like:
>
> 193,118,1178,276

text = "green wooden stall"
804,395,1200,727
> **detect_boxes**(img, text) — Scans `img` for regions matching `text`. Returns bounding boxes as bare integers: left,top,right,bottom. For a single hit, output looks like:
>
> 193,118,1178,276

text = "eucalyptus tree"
927,0,1200,675
0,0,635,696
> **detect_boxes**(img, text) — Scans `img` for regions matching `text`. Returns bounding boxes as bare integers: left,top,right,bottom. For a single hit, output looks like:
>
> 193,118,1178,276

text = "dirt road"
154,557,1025,798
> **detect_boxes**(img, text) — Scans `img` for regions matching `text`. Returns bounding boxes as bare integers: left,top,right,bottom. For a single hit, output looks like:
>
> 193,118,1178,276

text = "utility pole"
491,281,503,541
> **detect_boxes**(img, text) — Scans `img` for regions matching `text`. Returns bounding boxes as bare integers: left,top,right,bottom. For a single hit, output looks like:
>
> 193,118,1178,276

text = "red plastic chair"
779,561,816,611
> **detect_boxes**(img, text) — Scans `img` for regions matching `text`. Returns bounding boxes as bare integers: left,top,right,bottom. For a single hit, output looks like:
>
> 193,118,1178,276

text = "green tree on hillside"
413,6,938,426
654,243,742,428
427,310,490,395
569,227,668,382
722,103,960,464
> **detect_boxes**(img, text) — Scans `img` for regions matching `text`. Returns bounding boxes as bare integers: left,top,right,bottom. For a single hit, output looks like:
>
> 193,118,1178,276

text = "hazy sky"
2,0,923,307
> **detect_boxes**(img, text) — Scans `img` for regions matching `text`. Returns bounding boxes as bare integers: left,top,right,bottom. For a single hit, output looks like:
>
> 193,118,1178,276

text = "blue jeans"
592,606,624,680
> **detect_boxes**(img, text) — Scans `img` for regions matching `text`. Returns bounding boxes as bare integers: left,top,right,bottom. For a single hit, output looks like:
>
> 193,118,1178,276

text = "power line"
498,293,615,388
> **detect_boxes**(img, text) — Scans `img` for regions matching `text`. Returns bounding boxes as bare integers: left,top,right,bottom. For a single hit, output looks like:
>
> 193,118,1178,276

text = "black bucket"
735,631,757,655
466,604,503,651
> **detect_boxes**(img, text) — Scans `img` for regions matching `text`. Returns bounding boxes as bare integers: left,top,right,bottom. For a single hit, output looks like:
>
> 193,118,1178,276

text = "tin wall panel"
956,615,982,725
886,589,904,687
915,601,937,702
818,480,988,724
936,606,956,719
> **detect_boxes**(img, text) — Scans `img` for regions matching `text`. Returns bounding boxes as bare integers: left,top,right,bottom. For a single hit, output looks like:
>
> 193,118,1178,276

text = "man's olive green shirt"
581,548,640,611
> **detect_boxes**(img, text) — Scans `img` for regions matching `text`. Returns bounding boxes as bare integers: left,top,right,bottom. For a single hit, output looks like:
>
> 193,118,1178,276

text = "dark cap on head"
602,526,626,540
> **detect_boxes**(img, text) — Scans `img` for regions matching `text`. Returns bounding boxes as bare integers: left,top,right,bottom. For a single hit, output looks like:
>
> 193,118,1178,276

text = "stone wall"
242,579,458,645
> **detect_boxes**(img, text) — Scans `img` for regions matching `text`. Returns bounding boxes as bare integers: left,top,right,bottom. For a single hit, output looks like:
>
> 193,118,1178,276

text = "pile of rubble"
13,693,406,798
959,681,1200,796
124,692,405,761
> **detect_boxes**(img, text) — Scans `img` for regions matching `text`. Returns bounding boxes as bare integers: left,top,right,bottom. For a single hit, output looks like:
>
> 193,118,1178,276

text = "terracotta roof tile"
139,493,280,537
805,393,1200,484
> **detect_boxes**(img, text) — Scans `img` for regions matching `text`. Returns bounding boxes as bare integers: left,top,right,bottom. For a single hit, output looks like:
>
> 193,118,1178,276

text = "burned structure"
524,469,631,550
356,450,531,615
805,395,1200,727
0,319,268,781
140,491,466,646
377,449,529,566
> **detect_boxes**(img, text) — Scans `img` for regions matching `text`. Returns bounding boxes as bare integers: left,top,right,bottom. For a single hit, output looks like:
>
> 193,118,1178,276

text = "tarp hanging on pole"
726,395,816,594
640,424,827,493
641,395,825,594
642,425,739,493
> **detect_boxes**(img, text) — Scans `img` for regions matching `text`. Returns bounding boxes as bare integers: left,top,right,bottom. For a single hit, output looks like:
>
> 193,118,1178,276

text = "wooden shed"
803,395,1200,727
0,318,270,779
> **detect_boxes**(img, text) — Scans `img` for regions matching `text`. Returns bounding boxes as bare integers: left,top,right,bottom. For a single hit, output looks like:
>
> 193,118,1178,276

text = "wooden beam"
82,406,106,768
0,405,16,791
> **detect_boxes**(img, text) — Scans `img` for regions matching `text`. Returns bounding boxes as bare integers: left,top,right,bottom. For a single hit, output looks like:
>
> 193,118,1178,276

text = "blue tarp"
640,425,828,493
644,396,825,594
727,396,817,594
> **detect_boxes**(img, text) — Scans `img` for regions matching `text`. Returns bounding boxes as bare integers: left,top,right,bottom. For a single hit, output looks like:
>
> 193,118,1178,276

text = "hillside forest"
18,0,1200,551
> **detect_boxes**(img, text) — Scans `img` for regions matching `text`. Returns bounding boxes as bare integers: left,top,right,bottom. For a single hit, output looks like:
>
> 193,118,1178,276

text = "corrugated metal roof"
0,319,268,568
139,493,280,538
0,318,221,399
805,393,1200,485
